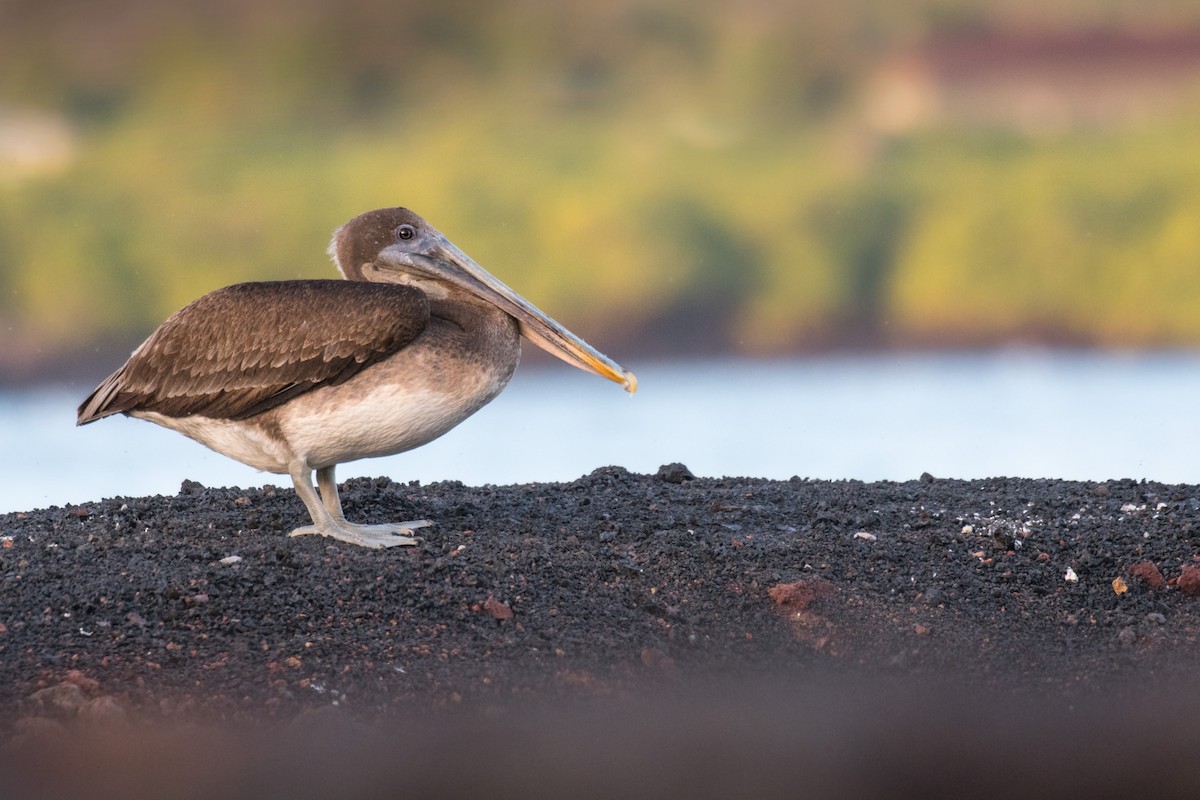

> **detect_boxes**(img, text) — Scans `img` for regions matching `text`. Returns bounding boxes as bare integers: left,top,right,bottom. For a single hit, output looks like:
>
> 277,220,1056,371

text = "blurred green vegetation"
3,0,1200,375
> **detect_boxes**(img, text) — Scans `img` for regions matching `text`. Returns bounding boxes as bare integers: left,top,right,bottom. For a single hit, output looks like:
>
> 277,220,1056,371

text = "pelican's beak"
376,237,637,395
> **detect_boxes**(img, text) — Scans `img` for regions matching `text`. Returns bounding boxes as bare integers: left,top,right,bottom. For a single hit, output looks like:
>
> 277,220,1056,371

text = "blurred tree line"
3,0,1200,379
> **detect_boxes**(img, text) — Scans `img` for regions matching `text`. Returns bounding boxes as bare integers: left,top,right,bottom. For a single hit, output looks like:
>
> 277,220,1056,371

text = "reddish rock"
769,582,813,608
62,670,100,693
483,595,514,620
1127,561,1166,590
1178,564,1200,597
768,579,834,611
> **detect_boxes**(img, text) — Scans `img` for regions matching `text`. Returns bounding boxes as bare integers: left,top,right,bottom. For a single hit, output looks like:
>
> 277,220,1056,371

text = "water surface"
3,352,1197,514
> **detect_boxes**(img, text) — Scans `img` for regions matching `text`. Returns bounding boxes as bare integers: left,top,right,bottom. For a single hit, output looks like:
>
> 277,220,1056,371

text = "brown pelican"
77,208,637,548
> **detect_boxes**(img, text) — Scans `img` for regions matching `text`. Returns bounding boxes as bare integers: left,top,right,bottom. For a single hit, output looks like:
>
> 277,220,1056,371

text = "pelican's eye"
396,224,417,241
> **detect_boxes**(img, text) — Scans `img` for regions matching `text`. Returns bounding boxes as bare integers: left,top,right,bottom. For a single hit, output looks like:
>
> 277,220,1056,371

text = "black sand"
5,466,1200,796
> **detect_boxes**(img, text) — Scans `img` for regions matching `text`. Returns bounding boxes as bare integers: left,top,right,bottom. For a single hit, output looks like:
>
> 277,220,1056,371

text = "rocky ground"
4,465,1200,796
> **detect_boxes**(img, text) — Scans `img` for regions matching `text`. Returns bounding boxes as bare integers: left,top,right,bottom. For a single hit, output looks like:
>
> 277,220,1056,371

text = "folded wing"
77,280,429,424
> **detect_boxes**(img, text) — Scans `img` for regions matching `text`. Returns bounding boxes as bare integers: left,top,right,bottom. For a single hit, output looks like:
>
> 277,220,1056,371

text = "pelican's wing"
77,280,429,423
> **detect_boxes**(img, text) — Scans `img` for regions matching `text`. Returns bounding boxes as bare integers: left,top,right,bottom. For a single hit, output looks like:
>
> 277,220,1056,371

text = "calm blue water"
3,352,1199,514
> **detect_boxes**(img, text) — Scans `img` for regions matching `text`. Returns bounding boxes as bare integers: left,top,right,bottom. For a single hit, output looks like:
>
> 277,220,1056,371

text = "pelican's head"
329,207,637,394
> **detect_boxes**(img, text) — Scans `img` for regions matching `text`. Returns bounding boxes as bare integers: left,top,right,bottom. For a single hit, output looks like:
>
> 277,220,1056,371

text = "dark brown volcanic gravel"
4,464,1200,732
9,466,1200,797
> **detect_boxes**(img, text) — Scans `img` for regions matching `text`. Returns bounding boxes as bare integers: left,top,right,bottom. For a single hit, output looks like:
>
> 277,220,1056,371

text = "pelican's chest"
279,307,521,468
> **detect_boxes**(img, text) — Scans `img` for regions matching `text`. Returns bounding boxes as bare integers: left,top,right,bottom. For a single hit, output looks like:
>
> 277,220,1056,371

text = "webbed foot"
289,519,433,549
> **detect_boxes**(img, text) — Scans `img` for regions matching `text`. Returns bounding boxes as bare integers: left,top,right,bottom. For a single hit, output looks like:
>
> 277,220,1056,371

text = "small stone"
768,580,833,610
852,531,877,542
62,670,99,693
1127,561,1166,590
482,595,513,621
1112,577,1128,595
1064,567,1079,583
1117,626,1137,647
219,555,243,565
180,479,205,495
1178,564,1200,597
919,472,935,483
655,463,695,484
29,682,87,719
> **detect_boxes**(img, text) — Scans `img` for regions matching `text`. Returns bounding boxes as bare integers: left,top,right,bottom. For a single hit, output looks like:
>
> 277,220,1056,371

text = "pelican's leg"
287,463,336,532
287,463,431,549
315,465,348,522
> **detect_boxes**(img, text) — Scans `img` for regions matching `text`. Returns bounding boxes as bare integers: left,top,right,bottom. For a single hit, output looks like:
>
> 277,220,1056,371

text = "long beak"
376,238,637,395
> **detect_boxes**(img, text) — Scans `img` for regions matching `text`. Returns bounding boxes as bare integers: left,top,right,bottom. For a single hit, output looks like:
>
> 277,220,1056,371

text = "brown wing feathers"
77,281,429,424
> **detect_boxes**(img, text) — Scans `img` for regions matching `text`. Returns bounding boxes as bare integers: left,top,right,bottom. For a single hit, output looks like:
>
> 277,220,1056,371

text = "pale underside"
133,347,514,474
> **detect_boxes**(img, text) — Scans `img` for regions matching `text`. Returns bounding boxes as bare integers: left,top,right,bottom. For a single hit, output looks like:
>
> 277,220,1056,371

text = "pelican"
77,207,637,548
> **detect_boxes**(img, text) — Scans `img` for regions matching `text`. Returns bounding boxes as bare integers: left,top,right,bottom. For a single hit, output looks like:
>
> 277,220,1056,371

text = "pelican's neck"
430,293,516,340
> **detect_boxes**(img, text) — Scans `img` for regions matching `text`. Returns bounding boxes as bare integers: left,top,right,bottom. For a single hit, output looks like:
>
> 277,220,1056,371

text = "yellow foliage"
5,1,1200,358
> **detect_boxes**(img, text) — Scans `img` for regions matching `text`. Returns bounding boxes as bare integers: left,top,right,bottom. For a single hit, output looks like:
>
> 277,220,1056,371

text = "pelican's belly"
131,310,520,475
133,411,295,473
280,355,515,470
